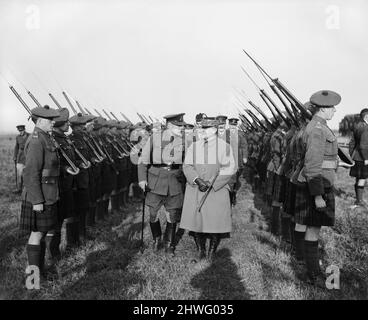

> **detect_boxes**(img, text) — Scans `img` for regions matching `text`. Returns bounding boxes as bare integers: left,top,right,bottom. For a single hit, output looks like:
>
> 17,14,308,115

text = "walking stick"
140,187,149,253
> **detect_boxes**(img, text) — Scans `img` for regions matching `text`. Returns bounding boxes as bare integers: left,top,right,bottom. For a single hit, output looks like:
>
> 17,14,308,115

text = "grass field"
0,134,367,300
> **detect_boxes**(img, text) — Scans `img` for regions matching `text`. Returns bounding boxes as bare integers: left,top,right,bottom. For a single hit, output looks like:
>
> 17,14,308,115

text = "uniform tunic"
20,127,60,232
138,128,185,213
300,115,338,226
14,132,30,164
180,135,236,234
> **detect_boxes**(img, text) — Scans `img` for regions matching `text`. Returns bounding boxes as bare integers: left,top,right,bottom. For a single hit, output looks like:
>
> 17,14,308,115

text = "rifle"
243,49,354,166
49,93,63,109
62,91,79,115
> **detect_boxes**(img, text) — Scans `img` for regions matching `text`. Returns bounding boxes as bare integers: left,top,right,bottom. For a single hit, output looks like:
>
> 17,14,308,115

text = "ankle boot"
207,234,221,261
196,233,207,260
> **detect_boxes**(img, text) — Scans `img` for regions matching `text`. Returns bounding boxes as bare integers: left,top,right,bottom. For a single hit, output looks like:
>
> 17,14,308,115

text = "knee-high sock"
304,240,320,278
294,231,305,261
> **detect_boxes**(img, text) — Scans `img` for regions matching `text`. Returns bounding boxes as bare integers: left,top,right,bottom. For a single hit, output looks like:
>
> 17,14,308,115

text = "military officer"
20,105,60,278
299,90,341,285
13,124,30,193
138,113,186,255
180,117,236,261
349,108,368,206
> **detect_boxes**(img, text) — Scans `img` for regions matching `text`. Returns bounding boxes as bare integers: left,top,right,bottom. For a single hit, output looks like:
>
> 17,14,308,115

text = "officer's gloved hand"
195,178,209,192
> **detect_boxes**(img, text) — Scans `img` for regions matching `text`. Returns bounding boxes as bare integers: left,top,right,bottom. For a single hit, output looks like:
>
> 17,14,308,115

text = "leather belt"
151,164,181,170
321,160,337,169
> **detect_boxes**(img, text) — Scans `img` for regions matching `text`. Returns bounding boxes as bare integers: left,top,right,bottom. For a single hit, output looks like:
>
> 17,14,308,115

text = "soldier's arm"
213,142,236,192
23,138,45,204
13,137,19,162
359,127,368,159
304,127,326,196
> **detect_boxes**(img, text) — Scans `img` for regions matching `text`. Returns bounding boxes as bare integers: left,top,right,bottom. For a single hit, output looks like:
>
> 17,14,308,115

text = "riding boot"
163,222,173,252
150,221,162,251
167,223,177,255
174,227,185,248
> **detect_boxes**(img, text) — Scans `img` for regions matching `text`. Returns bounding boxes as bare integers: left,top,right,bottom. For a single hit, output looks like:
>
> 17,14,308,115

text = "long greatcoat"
180,134,236,233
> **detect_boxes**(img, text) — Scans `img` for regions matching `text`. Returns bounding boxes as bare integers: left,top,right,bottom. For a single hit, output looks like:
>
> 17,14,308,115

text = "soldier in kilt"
348,108,368,206
274,124,297,243
298,90,341,285
69,113,95,244
20,105,60,278
268,120,288,235
50,108,77,260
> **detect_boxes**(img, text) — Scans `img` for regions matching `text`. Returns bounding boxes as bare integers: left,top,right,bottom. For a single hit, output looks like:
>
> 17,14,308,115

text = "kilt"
294,186,335,227
265,171,275,196
272,174,286,203
283,180,296,216
58,189,75,220
20,201,58,233
349,161,368,179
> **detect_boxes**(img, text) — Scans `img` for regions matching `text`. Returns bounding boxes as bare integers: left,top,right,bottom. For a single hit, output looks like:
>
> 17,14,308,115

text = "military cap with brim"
16,125,25,130
310,90,341,107
53,108,70,127
31,105,60,119
216,115,228,124
133,121,149,130
201,117,218,128
228,118,239,125
69,113,93,125
164,113,185,125
185,123,194,129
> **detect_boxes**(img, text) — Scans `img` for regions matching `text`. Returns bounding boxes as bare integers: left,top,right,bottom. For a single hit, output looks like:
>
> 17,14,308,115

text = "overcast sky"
0,0,367,133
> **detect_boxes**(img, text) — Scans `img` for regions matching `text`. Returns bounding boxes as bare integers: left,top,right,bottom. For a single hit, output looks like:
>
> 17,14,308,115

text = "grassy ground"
0,134,367,300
